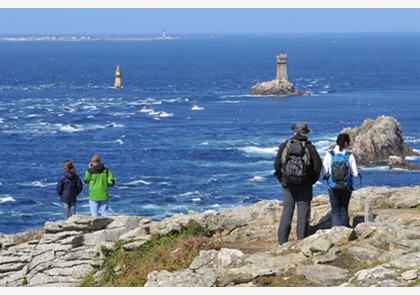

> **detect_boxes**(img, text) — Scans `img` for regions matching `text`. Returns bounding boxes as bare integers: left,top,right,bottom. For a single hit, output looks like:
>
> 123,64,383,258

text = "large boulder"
342,116,419,167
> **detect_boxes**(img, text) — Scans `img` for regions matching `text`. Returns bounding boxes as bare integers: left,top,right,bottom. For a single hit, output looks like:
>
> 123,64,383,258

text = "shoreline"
0,36,184,42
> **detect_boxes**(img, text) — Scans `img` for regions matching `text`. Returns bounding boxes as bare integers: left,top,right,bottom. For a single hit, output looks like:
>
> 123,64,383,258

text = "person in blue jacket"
56,160,83,219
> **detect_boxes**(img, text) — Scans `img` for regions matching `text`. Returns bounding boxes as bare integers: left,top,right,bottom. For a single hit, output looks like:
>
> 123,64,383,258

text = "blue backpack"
327,150,353,190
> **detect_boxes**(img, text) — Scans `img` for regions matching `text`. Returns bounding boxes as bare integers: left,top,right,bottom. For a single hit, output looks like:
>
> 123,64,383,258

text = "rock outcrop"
249,79,308,97
341,115,419,168
1,186,419,287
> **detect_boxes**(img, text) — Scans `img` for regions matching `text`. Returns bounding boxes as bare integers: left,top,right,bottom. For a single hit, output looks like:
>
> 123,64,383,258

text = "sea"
0,33,419,235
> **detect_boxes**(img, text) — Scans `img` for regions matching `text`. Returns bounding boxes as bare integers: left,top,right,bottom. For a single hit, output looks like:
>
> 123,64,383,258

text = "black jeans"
278,184,313,245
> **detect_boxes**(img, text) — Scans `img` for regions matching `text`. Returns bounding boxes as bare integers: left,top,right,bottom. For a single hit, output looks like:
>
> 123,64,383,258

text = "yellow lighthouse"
114,65,122,89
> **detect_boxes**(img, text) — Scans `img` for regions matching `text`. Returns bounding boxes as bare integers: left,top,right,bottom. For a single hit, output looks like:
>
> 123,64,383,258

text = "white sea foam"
360,166,390,171
0,196,15,203
249,176,266,182
218,100,241,103
25,114,42,118
239,146,278,155
58,124,83,133
192,198,201,202
191,105,204,110
124,180,151,186
406,155,420,160
22,181,55,188
404,136,420,143
82,105,98,111
114,139,124,144
178,191,200,197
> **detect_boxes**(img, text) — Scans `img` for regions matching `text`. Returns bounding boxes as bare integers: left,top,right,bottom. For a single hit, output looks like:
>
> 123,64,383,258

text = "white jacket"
322,145,359,178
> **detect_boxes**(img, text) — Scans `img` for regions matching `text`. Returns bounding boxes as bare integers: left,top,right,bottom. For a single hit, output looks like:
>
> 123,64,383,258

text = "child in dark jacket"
56,160,83,219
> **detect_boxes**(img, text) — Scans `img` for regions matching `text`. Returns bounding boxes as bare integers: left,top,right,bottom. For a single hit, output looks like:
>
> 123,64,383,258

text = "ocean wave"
114,139,124,144
81,105,98,111
21,181,56,188
58,124,84,133
238,146,278,155
123,180,152,186
216,100,241,103
56,122,123,133
178,191,200,197
248,176,266,182
406,155,420,160
0,196,16,203
192,198,201,202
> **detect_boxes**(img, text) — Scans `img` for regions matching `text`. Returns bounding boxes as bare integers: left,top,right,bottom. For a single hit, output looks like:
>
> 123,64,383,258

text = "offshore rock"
341,115,420,167
249,79,309,97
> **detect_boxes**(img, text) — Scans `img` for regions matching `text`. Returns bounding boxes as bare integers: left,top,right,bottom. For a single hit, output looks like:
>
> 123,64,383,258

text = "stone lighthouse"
114,65,122,89
249,51,308,96
276,51,288,81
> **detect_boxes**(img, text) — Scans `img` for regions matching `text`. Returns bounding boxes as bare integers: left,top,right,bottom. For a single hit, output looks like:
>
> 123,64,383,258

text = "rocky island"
250,51,309,97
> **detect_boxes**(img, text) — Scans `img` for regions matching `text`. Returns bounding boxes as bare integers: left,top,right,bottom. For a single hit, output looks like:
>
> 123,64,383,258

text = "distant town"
0,31,183,42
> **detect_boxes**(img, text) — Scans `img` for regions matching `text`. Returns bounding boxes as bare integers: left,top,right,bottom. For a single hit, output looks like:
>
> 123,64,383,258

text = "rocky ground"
1,186,419,287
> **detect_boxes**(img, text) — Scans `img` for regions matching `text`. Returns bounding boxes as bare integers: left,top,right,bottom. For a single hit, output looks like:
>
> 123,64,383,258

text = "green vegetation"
80,220,218,287
22,278,28,286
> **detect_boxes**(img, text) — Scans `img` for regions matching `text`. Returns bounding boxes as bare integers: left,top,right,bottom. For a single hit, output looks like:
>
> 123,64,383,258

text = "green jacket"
84,163,115,201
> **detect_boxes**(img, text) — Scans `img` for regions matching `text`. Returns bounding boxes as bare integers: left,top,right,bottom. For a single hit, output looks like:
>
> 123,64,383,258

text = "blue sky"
0,7,419,35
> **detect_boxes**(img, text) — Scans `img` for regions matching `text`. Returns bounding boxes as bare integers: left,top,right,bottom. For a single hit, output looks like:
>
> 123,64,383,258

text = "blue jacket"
56,172,83,203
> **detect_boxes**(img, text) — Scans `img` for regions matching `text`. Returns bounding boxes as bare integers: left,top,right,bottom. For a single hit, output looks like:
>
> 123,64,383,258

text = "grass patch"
326,252,386,274
80,219,218,287
253,268,321,287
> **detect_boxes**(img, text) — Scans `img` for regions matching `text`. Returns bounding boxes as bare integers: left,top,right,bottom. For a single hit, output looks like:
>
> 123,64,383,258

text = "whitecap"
57,124,83,133
114,139,124,144
360,166,389,171
25,114,42,118
192,198,201,202
406,155,420,160
178,191,200,197
191,105,204,110
22,181,55,188
82,105,98,111
249,176,266,182
124,180,151,186
0,196,15,203
217,100,241,103
238,146,278,155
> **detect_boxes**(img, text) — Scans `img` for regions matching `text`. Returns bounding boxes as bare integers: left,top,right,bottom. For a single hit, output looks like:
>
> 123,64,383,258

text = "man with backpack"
321,133,359,228
274,122,322,245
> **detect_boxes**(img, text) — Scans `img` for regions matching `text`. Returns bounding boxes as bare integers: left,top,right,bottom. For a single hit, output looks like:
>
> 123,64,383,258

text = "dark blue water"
1,33,419,234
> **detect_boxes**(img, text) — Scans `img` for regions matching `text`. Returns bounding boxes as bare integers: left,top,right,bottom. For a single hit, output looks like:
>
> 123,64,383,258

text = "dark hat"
291,122,312,136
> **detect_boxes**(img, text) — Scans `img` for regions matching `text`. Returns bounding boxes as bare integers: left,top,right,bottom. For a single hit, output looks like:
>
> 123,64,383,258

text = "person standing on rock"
274,122,322,245
321,133,359,228
56,160,83,220
84,154,115,216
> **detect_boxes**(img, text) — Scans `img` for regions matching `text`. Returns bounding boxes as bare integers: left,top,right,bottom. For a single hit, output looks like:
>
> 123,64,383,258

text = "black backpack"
280,139,312,187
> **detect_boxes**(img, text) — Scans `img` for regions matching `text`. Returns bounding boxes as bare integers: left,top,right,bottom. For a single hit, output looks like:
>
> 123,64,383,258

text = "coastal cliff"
0,186,419,287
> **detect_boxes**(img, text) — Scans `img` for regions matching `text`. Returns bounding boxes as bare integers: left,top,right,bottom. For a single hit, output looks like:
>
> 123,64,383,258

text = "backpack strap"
280,140,292,164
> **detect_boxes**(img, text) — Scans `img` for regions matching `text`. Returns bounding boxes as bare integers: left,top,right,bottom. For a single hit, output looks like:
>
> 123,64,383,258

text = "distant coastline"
0,35,184,42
